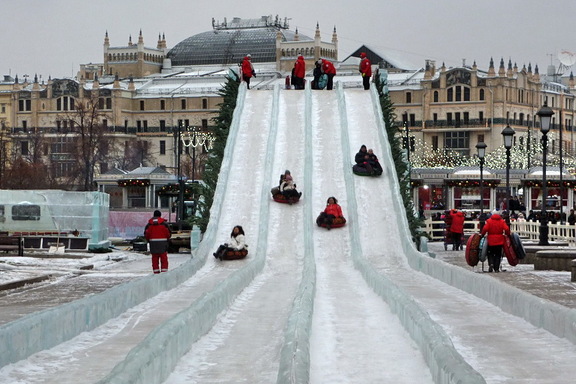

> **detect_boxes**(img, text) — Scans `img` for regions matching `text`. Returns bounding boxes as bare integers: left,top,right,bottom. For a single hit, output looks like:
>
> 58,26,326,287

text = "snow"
1,84,576,383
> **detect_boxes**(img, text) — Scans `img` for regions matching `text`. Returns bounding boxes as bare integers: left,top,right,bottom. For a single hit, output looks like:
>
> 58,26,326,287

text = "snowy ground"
1,87,576,384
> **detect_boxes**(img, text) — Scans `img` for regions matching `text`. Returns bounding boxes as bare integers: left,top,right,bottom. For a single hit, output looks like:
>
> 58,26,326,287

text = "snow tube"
465,233,481,267
479,236,488,263
352,164,382,176
503,235,519,266
272,192,301,204
510,232,526,260
220,249,248,260
317,216,347,229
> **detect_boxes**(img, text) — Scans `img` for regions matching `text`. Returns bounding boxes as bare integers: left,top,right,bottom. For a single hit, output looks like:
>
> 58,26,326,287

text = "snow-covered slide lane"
347,88,576,383
307,87,434,383
0,85,280,384
164,87,309,383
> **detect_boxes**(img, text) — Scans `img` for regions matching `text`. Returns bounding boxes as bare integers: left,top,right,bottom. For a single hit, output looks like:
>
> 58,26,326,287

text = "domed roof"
167,26,311,66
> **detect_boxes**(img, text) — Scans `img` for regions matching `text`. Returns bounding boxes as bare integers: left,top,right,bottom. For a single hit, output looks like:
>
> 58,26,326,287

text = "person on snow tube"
316,196,345,230
213,225,248,260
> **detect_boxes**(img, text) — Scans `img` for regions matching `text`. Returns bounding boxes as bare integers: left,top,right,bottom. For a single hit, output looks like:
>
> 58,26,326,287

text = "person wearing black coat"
354,145,374,174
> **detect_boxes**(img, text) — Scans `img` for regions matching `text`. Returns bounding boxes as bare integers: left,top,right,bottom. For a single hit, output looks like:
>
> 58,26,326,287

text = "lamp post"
537,103,554,245
404,120,410,162
476,141,487,229
501,125,515,225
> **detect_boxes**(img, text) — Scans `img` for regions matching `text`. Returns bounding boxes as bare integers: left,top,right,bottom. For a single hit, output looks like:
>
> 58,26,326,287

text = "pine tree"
193,75,239,232
374,71,424,246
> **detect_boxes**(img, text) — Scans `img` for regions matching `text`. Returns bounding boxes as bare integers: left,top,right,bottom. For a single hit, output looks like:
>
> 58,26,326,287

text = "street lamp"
476,141,487,229
537,103,554,245
501,125,515,225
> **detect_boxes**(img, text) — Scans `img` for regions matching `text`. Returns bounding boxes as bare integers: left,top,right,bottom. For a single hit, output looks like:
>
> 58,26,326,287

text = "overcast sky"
2,0,576,80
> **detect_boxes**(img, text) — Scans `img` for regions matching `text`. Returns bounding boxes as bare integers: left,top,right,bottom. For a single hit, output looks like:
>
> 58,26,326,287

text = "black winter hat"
153,210,162,217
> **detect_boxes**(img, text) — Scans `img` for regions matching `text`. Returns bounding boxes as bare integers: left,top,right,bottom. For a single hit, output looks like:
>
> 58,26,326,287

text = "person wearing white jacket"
213,225,247,259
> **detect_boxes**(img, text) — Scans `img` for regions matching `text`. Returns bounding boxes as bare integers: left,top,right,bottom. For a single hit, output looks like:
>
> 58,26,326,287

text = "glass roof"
167,28,310,66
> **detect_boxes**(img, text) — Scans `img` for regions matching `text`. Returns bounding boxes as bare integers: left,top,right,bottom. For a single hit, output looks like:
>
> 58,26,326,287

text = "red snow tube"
220,249,248,260
272,192,301,204
317,216,347,229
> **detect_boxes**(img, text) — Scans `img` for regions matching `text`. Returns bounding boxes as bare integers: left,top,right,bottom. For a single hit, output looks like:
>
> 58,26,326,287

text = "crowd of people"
240,52,372,91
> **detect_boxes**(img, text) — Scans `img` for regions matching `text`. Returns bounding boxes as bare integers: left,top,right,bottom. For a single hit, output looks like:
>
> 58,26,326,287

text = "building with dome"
92,15,338,79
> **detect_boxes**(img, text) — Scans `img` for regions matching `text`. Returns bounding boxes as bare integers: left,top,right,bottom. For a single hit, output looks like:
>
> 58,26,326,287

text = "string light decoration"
407,133,576,171
446,179,500,188
181,126,215,151
157,183,195,197
117,179,150,187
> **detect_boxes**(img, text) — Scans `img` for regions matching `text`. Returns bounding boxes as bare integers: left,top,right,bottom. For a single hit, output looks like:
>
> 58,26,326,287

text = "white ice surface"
1,86,576,384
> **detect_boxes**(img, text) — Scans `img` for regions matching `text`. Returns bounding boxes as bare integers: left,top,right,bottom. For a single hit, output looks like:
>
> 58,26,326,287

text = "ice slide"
2,84,576,384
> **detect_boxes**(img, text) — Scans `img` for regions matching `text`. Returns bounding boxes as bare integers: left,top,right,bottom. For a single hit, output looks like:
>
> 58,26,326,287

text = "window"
202,119,208,129
143,120,148,130
19,99,31,111
447,88,453,102
140,100,145,111
12,204,41,221
181,99,186,110
463,112,469,124
409,114,416,126
160,120,166,131
433,91,438,102
160,100,165,110
479,111,484,123
433,113,438,124
479,89,485,101
432,136,438,150
136,121,142,132
445,131,470,156
406,92,412,103
103,119,108,128
1,104,5,113
106,98,112,109
21,141,29,155
160,140,166,155
56,96,74,111
202,98,208,109
22,121,27,130
447,112,453,125
464,87,470,101
455,86,462,101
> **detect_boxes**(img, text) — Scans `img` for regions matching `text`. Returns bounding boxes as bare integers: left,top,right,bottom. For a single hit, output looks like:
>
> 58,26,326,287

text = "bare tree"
59,95,110,190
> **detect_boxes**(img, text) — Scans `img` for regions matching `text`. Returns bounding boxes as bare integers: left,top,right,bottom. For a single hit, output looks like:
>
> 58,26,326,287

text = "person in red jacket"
480,211,511,272
316,196,344,230
318,59,336,90
359,52,372,90
292,55,306,89
241,54,255,89
448,209,465,251
144,210,172,274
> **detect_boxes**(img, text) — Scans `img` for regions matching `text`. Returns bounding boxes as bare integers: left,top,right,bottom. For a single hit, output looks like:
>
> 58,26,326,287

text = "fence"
423,218,576,246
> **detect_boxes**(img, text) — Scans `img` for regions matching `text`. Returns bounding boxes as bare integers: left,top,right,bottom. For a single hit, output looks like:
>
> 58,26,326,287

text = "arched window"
433,91,439,102
479,89,485,101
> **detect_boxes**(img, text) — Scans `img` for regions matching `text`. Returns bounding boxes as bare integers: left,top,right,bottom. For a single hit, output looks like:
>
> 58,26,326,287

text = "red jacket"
321,59,336,75
324,203,343,218
144,217,171,241
449,210,465,234
480,214,510,246
294,56,306,78
242,57,254,78
359,57,372,77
